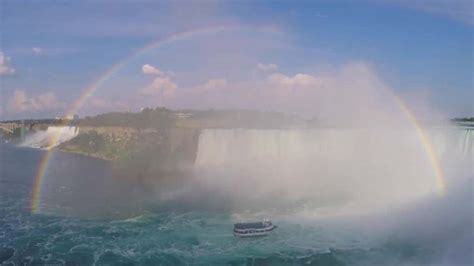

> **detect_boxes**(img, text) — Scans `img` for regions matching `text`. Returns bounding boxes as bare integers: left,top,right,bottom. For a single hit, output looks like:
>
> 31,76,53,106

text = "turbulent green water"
1,128,472,265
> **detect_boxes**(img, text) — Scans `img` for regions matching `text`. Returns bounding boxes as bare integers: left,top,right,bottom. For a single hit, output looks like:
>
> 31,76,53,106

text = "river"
1,126,472,265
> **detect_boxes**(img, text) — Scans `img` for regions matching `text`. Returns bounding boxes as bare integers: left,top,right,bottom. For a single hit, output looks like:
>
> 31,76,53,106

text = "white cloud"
264,62,396,125
32,47,43,55
171,62,409,126
197,78,228,91
141,77,177,98
142,64,164,76
131,61,440,128
256,62,278,72
267,73,321,87
7,90,65,113
0,51,16,75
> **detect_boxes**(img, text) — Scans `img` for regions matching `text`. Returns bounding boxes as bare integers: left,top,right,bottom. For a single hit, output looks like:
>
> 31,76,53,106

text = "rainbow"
29,25,446,213
30,24,280,212
394,96,446,195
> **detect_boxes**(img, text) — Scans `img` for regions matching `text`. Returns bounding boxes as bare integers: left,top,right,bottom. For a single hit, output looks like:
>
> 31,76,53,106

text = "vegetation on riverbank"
78,107,305,129
58,128,137,161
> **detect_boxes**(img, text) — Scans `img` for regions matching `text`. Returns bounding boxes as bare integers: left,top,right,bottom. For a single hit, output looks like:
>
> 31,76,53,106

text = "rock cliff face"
58,127,201,176
57,127,139,161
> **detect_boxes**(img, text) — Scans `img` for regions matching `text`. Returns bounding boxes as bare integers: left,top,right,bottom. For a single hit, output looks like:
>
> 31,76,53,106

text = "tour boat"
233,219,276,237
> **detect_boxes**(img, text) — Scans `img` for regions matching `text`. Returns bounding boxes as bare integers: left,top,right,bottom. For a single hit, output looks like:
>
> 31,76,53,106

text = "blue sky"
0,0,472,120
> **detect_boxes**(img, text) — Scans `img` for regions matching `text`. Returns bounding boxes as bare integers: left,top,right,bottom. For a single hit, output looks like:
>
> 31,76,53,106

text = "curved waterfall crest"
193,127,473,209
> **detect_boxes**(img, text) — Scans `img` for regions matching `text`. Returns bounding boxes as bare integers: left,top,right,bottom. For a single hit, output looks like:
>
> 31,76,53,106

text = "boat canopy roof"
234,222,271,229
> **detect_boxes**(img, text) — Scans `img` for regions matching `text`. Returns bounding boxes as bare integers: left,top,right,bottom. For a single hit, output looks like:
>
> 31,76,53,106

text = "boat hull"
233,225,276,237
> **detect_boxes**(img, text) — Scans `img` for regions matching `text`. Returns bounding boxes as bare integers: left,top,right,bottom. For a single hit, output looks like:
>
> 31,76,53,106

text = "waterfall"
20,126,79,149
461,128,473,156
193,127,473,210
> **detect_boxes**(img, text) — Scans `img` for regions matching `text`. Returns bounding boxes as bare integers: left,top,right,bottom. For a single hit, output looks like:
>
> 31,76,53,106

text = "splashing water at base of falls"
19,126,79,149
191,127,473,214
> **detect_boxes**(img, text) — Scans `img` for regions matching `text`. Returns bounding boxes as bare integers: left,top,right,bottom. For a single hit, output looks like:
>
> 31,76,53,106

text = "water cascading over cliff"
193,127,473,212
20,126,79,149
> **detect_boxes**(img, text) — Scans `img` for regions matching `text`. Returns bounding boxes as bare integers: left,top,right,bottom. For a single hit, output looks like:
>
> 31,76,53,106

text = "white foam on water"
20,126,79,149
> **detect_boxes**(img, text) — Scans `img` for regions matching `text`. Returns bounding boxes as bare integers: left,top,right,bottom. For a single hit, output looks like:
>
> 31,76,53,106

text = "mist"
2,2,472,265
141,64,473,265
17,34,470,264
146,62,470,211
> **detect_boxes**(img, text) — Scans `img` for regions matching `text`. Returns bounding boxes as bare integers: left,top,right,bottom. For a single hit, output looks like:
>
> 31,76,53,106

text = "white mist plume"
20,126,79,149
191,128,471,211
154,63,473,219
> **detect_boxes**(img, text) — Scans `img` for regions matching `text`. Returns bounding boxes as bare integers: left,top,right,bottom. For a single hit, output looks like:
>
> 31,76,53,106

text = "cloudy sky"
0,0,472,120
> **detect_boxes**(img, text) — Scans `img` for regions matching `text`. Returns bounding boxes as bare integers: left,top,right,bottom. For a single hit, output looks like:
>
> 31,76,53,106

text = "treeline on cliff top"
451,117,474,122
79,107,305,129
79,107,174,128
